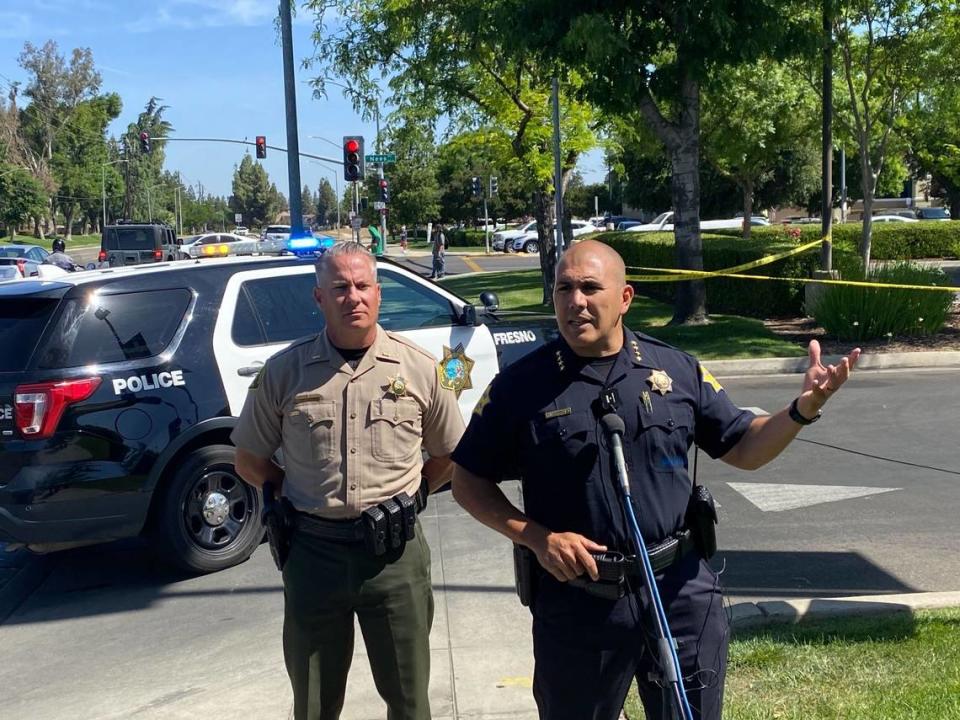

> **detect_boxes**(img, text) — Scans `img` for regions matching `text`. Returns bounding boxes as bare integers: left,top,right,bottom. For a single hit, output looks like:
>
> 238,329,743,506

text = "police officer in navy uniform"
451,240,860,720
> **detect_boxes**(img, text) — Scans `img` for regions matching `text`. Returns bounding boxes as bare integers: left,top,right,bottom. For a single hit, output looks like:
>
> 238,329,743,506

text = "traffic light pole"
280,0,304,238
483,194,490,254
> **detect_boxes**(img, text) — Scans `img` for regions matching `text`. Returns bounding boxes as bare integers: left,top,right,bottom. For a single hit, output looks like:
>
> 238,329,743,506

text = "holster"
512,544,540,607
685,485,719,559
261,482,292,572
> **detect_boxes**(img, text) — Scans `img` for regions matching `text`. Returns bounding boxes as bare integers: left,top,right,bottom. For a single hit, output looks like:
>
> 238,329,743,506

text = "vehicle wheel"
150,445,263,574
166,255,174,261
524,240,539,254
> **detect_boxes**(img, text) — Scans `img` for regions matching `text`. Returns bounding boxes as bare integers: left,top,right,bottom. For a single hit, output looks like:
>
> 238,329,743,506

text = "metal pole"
594,195,599,219
354,180,360,242
335,174,340,236
551,77,565,261
483,193,490,254
101,165,107,231
279,0,305,238
146,186,152,222
377,100,387,253
820,0,833,271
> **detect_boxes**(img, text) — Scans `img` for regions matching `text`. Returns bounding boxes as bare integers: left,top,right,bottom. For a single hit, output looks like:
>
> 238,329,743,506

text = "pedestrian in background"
450,240,860,720
400,224,408,255
429,224,446,279
232,241,465,720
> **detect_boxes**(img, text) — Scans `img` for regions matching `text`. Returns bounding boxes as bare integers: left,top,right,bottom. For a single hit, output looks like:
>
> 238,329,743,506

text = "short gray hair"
314,241,377,285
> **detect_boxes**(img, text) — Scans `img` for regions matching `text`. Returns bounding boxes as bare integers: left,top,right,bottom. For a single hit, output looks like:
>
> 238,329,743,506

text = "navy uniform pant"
282,519,434,720
531,553,728,720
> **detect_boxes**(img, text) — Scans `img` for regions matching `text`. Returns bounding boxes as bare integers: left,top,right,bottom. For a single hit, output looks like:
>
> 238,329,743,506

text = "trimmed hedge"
447,229,490,247
712,221,960,260
600,230,862,317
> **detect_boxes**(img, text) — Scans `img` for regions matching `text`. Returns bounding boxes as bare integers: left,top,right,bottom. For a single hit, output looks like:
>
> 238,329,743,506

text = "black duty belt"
645,528,696,574
293,485,428,545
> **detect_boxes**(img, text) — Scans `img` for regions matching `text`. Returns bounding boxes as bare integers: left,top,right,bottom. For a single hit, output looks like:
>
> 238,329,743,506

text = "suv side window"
231,268,456,347
35,289,192,368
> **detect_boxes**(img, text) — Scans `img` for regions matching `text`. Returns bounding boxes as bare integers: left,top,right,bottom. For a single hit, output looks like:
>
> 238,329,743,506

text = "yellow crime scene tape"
625,237,958,293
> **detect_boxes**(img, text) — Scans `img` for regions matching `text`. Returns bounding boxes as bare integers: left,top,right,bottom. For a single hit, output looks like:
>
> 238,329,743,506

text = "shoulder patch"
249,366,265,391
699,363,723,393
472,384,492,416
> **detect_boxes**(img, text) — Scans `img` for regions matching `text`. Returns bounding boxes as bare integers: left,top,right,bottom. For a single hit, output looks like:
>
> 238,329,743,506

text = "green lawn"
624,608,960,720
8,233,102,249
440,270,805,361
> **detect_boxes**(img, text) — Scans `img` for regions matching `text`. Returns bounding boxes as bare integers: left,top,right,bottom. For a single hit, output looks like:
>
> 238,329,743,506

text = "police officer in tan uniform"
232,241,464,720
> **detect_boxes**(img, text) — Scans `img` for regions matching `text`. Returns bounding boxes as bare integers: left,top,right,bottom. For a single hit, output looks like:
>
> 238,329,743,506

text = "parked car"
232,226,249,236
492,221,538,252
260,224,292,243
916,207,951,221
0,255,557,573
626,211,756,233
0,244,49,282
871,214,919,223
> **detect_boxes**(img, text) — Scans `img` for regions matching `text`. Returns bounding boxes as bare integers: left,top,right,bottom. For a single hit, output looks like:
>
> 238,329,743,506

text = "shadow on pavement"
2,537,282,627
717,549,915,598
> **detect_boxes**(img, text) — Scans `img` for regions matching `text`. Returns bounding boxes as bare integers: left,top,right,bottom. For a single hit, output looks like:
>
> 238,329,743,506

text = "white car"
261,224,292,243
871,214,919,223
232,226,249,236
179,232,261,259
492,221,538,252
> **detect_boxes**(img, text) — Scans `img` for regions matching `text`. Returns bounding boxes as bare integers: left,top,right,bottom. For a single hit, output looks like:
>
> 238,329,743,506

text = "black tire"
524,240,539,254
150,445,263,574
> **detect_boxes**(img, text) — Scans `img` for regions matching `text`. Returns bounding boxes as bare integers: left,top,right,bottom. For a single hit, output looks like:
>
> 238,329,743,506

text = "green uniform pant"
282,518,434,720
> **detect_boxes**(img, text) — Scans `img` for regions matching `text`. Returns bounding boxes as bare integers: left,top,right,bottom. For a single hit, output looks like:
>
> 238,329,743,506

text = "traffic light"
343,136,365,181
255,136,267,159
471,176,482,197
139,131,151,154
489,176,499,196
379,179,389,204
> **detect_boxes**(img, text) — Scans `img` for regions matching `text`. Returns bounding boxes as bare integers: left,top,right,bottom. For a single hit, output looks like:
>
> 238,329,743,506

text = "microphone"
600,413,630,496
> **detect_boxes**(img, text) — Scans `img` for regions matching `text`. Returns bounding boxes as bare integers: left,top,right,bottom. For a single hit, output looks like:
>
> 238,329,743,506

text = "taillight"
14,377,102,439
98,249,107,262
16,259,26,277
153,249,163,261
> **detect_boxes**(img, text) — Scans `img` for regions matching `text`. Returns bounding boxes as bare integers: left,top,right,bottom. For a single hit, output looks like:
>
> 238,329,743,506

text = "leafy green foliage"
0,163,47,235
229,155,284,228
600,230,860,317
811,261,954,341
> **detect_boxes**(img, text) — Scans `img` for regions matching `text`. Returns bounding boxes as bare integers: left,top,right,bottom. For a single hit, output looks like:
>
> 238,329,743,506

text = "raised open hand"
800,340,861,411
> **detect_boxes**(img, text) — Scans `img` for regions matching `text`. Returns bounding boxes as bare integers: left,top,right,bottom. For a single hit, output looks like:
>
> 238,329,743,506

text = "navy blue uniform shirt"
452,328,755,552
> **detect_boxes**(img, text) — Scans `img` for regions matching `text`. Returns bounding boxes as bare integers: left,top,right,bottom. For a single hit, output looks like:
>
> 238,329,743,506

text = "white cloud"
124,0,277,33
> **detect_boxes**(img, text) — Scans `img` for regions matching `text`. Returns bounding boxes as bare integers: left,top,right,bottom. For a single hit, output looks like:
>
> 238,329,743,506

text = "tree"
381,117,441,230
491,0,816,323
702,60,820,238
304,0,599,303
0,163,47,237
300,184,316,224
230,154,282,228
832,0,934,266
315,177,338,227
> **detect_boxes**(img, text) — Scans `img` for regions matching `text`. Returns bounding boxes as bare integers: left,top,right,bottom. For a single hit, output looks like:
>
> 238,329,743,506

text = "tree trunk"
533,188,557,305
32,215,45,240
859,154,876,269
741,178,754,240
668,140,708,326
946,187,960,220
63,205,75,241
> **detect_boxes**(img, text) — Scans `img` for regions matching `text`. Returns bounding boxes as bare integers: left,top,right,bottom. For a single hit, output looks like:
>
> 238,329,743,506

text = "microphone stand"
600,412,694,720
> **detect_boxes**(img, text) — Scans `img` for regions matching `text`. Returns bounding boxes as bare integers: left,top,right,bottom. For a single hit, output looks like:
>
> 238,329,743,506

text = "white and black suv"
0,255,554,573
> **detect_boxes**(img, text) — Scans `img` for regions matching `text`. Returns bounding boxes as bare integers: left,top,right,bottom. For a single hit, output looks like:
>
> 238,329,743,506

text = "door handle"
237,363,264,377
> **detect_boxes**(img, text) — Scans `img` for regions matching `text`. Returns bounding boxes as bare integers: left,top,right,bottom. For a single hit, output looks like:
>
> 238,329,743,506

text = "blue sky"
0,0,605,202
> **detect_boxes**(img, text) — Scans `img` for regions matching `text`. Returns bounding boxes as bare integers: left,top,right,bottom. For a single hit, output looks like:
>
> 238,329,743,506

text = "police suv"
0,256,553,573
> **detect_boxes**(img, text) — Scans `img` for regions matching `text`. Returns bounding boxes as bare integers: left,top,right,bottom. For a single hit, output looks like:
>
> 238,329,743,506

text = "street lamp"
308,156,342,235
101,158,128,230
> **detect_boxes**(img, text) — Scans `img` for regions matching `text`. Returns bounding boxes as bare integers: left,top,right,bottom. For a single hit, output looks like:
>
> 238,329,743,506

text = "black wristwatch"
789,397,821,425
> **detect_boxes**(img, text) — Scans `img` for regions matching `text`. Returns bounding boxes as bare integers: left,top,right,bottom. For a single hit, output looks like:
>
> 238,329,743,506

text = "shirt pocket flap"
290,397,336,426
532,411,594,443
637,403,693,433
371,397,420,426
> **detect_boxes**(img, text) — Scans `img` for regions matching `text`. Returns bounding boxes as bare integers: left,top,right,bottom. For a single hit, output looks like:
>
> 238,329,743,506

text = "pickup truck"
625,212,768,233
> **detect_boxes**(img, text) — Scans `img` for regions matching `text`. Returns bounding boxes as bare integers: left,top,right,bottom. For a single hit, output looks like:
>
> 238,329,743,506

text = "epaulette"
268,333,319,363
384,330,436,362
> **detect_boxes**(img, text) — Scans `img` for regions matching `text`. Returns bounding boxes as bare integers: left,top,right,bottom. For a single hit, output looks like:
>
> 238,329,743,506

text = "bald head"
556,240,626,286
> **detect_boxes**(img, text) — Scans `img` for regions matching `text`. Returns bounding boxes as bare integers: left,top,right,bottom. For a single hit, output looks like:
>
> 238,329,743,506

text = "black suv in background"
99,221,180,266
0,255,555,573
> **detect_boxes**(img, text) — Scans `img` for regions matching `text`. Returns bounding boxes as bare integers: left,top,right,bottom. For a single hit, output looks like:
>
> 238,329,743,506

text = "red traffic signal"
255,135,267,159
139,131,151,154
342,136,365,181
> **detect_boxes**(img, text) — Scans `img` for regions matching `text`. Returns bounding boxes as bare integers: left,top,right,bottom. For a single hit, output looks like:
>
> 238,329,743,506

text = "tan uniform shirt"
231,325,464,518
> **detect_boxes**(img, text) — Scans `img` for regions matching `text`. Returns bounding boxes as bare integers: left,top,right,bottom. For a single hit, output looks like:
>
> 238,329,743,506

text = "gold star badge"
386,374,408,398
472,384,492,416
646,369,673,396
438,343,475,397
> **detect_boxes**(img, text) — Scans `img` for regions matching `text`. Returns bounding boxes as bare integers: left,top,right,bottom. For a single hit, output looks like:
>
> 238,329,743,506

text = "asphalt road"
0,368,956,718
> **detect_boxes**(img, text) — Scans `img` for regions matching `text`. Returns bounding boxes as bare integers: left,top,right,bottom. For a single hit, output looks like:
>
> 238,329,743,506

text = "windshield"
652,212,672,224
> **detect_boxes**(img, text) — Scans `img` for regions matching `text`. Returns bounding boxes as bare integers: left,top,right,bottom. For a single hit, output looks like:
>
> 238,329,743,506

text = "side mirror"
479,291,499,311
461,304,479,326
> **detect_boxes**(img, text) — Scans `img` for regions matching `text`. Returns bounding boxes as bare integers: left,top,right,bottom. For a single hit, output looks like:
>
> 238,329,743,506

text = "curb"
729,591,960,630
710,350,960,376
